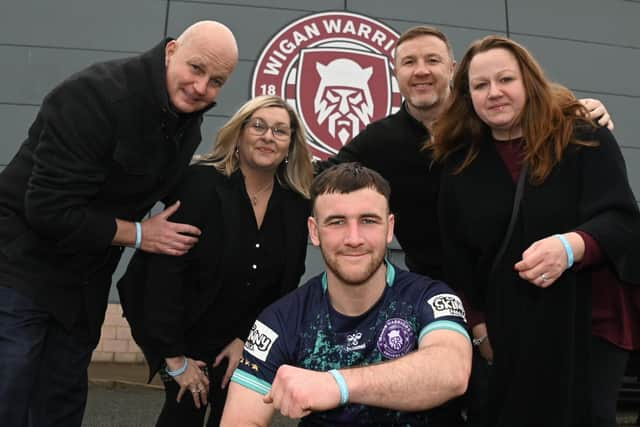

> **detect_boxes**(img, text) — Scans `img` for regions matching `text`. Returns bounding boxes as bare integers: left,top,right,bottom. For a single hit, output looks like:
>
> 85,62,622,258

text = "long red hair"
430,35,595,184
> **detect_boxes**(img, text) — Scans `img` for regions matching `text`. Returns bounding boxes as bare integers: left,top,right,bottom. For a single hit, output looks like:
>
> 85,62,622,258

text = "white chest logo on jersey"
251,11,400,160
245,320,279,362
427,294,466,321
346,331,365,351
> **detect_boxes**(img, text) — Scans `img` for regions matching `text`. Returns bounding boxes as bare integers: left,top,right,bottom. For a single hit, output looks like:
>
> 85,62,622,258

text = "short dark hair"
310,163,391,211
394,25,454,62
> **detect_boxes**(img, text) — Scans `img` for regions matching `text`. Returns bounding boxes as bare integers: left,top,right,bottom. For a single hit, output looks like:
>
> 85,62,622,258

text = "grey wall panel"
197,115,233,155
348,0,506,31
166,2,313,61
508,0,640,48
174,0,344,10
573,91,640,150
511,35,640,97
0,105,38,163
0,46,137,105
108,247,134,302
383,19,504,61
203,60,254,116
0,0,165,51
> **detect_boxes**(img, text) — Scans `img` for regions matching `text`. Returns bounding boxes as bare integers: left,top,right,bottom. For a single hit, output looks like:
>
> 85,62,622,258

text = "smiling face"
468,47,526,140
394,34,455,119
308,188,394,287
237,106,292,173
164,27,237,113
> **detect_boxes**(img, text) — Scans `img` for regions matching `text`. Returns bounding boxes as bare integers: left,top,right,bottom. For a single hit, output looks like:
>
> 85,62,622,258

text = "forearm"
112,218,137,247
165,355,186,371
560,232,585,264
221,383,274,427
342,332,471,411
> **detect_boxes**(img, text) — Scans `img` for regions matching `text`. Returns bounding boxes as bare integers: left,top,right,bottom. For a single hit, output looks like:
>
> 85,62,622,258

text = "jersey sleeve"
417,280,470,343
230,305,291,396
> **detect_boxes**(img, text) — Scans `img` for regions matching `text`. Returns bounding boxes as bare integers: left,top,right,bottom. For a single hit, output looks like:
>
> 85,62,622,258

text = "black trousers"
465,348,492,427
590,335,629,427
465,336,631,427
0,286,94,427
156,358,230,427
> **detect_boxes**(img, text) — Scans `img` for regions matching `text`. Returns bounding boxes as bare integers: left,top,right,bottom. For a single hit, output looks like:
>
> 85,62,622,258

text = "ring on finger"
540,273,549,281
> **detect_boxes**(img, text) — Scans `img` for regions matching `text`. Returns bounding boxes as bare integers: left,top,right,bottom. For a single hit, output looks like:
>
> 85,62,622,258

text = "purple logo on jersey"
377,318,415,359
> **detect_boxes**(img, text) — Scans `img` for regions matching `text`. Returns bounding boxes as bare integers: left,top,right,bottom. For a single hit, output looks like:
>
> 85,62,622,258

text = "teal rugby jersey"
231,262,469,426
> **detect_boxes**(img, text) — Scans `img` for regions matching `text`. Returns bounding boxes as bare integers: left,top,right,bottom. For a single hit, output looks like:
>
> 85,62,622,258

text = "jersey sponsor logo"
377,318,415,359
346,330,365,351
427,294,466,321
245,320,279,362
251,11,401,159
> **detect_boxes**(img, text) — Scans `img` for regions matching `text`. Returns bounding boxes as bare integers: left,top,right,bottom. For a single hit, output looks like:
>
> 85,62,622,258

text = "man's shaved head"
165,20,239,113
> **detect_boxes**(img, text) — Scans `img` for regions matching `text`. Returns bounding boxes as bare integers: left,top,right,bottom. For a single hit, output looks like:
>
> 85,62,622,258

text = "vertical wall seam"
164,1,171,38
504,0,510,37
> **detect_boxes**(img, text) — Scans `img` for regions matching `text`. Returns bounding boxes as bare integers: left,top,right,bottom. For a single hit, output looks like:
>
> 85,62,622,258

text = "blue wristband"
554,234,574,269
328,369,349,405
166,357,188,377
134,222,142,249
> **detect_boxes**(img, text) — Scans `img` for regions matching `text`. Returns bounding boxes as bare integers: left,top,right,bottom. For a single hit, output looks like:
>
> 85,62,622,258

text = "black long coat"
439,126,640,427
117,165,310,378
0,39,210,343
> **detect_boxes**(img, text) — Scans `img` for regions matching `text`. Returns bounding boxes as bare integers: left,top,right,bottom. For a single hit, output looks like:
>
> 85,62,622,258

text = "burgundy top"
481,138,640,350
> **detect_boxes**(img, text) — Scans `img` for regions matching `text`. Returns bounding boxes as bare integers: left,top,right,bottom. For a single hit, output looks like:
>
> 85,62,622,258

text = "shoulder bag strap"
490,163,528,276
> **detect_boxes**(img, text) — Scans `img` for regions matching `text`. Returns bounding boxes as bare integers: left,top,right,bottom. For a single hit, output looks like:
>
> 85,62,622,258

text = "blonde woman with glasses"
117,95,313,426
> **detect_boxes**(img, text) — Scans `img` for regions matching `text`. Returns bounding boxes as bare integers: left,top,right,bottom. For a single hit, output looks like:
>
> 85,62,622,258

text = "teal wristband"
134,222,142,249
328,369,349,405
554,234,574,268
166,357,188,377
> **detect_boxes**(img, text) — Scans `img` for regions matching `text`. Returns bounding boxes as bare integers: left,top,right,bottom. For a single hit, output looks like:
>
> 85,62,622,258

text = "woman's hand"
213,338,245,389
472,323,493,363
166,356,210,408
514,232,584,288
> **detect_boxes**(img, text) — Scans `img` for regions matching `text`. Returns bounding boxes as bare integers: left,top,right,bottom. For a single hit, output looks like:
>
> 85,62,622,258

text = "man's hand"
166,356,210,409
580,98,614,130
263,365,341,419
113,201,201,255
213,338,245,389
140,201,201,255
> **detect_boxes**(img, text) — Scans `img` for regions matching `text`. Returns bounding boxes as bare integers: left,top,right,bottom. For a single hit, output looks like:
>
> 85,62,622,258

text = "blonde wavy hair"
195,95,313,198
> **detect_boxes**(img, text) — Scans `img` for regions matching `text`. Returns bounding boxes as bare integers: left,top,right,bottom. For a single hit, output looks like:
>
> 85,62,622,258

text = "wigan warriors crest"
251,12,401,159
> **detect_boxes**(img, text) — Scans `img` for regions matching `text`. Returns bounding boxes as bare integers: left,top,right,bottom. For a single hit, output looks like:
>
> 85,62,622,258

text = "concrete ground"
84,362,296,427
85,363,639,426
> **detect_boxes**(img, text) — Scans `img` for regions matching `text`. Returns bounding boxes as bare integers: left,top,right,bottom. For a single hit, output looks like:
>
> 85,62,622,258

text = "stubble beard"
321,248,386,287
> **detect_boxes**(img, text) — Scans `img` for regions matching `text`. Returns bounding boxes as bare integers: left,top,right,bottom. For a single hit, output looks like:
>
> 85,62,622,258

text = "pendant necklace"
249,180,273,206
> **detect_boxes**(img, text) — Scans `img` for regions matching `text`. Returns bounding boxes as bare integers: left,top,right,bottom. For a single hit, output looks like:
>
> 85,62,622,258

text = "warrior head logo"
251,12,401,159
387,330,404,351
314,59,374,144
377,318,415,359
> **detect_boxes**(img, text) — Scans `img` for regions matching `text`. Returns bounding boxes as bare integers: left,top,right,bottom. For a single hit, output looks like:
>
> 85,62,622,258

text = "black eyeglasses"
244,118,292,141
